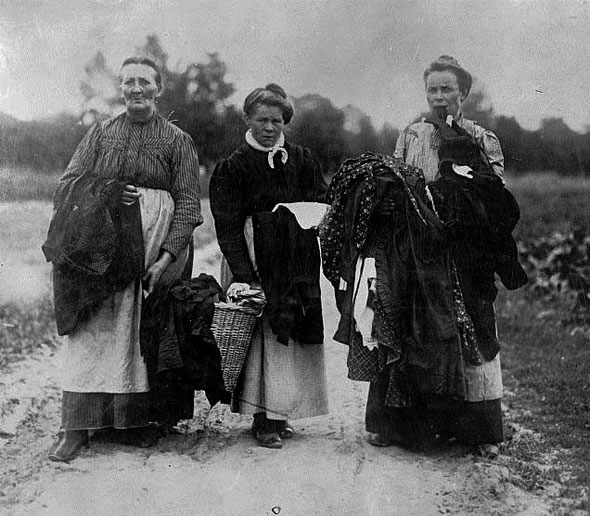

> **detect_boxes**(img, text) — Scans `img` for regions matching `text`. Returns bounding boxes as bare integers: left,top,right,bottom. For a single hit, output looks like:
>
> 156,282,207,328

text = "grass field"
1,170,589,510
499,173,590,509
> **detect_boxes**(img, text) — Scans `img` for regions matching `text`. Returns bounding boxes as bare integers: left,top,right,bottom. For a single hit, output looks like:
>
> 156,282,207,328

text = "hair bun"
435,55,461,67
264,83,287,99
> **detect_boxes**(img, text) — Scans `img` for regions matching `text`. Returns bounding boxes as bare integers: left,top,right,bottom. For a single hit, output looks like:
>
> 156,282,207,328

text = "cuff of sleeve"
160,245,178,262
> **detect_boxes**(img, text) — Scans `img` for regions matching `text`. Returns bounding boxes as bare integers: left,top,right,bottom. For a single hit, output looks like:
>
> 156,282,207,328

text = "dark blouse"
55,112,202,258
209,142,327,283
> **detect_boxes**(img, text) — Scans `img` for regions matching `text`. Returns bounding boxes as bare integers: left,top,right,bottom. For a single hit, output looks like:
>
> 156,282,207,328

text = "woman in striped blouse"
48,57,202,462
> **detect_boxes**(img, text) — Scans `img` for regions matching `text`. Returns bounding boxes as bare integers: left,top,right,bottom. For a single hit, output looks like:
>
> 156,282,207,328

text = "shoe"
252,415,282,449
254,429,283,449
48,429,89,462
475,443,500,459
275,420,294,439
367,433,395,447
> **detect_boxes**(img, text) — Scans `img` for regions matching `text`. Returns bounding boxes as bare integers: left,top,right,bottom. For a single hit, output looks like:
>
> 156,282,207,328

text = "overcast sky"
0,0,588,131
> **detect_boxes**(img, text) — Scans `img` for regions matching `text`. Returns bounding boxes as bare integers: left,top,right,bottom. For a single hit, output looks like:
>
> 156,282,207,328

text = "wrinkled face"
245,103,284,147
120,63,161,117
425,70,465,119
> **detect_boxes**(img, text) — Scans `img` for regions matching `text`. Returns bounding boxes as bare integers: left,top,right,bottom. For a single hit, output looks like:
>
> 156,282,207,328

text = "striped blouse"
56,112,202,258
394,117,505,184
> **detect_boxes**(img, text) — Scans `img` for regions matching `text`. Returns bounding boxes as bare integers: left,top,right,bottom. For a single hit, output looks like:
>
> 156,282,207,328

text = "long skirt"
60,188,189,430
222,218,329,422
365,354,504,446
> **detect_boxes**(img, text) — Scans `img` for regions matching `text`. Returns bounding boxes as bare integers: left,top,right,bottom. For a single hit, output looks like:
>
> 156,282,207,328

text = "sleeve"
53,123,102,205
161,131,203,258
475,127,505,183
209,156,258,284
393,126,409,162
301,147,328,203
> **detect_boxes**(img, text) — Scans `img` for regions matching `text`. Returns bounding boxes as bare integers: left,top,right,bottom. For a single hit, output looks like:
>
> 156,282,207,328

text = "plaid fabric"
346,331,381,382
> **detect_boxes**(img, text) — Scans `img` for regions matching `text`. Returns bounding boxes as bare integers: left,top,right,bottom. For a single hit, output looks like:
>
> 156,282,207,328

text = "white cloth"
465,354,503,402
237,317,329,420
352,257,378,349
61,188,189,393
245,129,288,169
272,202,330,229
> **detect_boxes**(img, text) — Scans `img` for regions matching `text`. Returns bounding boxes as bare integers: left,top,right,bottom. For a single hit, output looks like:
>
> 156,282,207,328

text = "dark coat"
140,274,231,426
209,142,327,284
42,175,144,335
253,207,324,345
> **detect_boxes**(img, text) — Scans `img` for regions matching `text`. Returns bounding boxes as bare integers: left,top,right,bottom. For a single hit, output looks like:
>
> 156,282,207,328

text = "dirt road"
0,248,552,516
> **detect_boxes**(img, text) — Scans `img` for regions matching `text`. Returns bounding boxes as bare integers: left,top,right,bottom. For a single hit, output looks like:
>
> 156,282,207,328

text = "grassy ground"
0,168,60,202
498,173,590,511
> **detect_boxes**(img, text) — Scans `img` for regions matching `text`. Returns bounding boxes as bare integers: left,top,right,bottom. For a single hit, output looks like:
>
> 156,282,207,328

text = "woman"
47,57,202,461
210,84,329,449
365,56,513,458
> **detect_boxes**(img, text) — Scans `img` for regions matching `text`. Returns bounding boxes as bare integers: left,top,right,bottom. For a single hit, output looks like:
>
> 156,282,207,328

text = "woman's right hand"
121,184,142,206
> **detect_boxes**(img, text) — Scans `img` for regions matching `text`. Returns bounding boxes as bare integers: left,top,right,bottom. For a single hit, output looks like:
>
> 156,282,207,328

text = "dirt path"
0,250,552,515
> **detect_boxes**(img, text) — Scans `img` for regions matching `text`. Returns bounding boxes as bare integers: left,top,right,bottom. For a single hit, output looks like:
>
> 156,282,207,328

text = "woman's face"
245,103,284,147
425,70,465,119
120,63,161,118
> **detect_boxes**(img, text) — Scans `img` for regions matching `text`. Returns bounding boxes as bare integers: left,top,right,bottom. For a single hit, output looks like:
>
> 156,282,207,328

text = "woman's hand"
121,184,142,206
143,250,174,295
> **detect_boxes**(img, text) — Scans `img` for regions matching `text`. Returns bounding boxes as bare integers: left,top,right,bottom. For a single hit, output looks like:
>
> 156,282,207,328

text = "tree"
288,94,347,176
461,84,495,129
79,51,121,125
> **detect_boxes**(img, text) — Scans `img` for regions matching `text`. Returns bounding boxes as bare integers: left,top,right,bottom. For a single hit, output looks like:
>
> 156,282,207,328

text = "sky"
0,0,588,131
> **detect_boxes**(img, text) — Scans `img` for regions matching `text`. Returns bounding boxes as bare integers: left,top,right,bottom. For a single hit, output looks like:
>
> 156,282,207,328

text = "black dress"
209,141,330,420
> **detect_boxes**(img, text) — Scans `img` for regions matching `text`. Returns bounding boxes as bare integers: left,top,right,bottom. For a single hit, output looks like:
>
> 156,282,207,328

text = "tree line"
1,35,589,179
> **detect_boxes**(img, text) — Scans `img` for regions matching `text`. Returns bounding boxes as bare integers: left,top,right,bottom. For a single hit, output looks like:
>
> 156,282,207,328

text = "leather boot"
48,429,89,462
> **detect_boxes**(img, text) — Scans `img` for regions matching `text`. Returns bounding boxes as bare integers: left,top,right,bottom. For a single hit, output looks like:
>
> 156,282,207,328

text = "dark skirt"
62,391,152,430
365,369,503,447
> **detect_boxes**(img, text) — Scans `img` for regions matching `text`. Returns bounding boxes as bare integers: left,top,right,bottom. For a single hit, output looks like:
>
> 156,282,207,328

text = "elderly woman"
364,56,516,458
210,84,329,449
47,57,201,461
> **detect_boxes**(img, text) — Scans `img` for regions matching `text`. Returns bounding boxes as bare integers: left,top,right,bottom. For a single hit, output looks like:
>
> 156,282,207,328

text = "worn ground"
0,201,567,516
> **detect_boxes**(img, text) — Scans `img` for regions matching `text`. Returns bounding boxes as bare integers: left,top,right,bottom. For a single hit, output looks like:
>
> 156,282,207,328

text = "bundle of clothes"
319,118,527,410
42,175,144,336
140,274,232,428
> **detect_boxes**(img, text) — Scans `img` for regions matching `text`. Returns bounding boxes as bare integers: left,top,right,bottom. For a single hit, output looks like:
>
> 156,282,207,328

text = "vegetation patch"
0,296,59,371
495,174,590,511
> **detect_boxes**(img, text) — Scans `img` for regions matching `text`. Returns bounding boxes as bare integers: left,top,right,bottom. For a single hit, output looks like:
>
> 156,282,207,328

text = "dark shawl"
42,175,144,335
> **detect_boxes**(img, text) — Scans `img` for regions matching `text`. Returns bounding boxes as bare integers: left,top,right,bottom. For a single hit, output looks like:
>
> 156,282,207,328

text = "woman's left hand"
143,250,174,295
121,184,142,206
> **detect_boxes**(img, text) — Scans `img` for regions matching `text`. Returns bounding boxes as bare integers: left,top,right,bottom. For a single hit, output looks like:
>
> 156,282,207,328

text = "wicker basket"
211,302,258,393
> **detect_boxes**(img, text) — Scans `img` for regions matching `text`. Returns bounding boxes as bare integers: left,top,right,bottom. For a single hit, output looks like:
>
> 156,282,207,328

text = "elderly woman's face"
120,63,160,117
245,103,284,147
426,70,465,119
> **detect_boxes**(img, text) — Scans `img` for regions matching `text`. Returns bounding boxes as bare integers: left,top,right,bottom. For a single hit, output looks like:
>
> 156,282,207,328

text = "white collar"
245,129,288,169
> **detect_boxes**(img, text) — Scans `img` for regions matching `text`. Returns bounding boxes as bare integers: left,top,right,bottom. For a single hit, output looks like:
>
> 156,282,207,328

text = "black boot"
48,429,89,462
252,413,282,449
